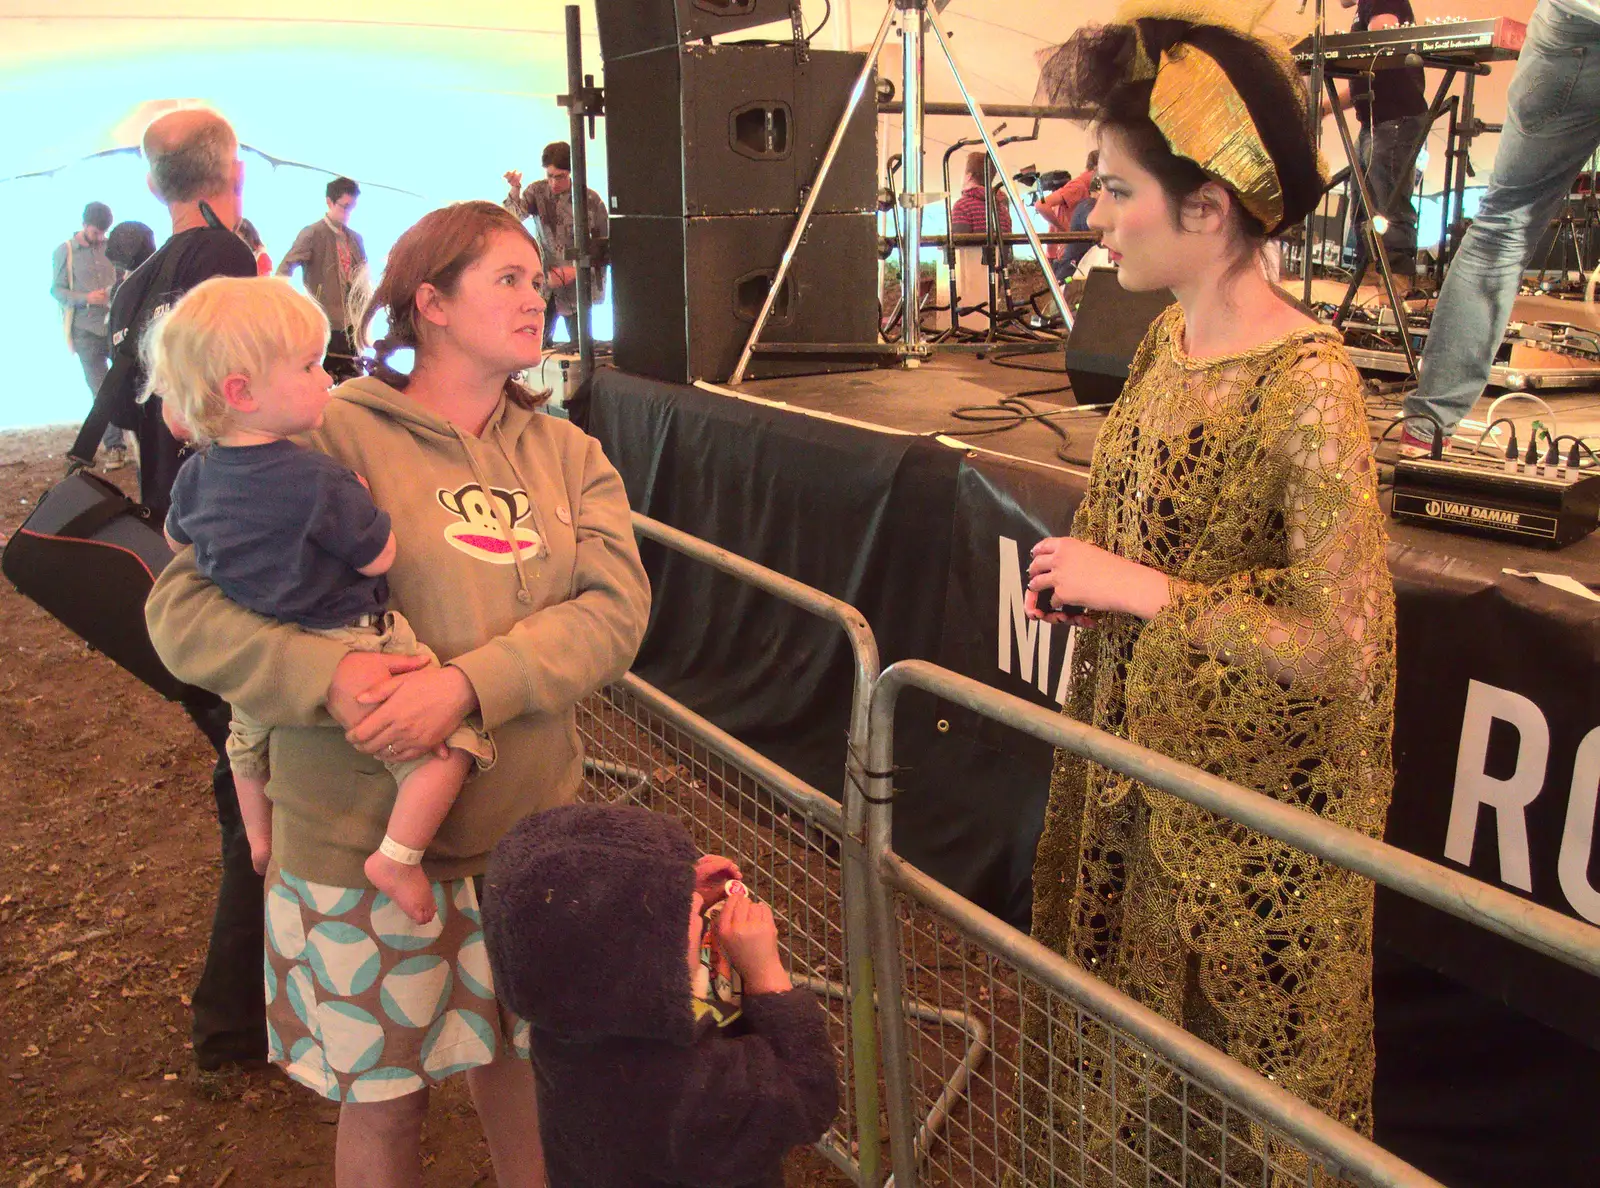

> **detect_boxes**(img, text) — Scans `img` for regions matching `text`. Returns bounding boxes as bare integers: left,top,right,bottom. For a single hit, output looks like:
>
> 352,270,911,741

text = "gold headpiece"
1148,43,1284,231
1113,0,1310,233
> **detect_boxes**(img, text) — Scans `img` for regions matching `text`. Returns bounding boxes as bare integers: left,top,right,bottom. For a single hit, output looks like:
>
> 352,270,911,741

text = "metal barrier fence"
863,660,1600,1188
572,518,1600,1188
576,514,886,1186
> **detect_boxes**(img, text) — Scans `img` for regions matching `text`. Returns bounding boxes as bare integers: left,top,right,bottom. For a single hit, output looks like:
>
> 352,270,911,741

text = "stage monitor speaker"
606,44,876,218
1064,268,1176,405
610,211,879,384
594,0,793,62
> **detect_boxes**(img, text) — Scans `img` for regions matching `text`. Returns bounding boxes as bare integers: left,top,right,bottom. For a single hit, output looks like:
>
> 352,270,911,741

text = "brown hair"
357,201,546,408
541,141,571,171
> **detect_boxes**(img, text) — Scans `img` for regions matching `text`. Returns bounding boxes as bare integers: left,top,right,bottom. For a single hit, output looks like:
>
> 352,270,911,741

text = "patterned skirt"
263,869,530,1103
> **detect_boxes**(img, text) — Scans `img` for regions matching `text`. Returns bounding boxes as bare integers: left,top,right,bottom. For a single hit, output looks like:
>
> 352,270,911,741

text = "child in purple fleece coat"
483,803,838,1188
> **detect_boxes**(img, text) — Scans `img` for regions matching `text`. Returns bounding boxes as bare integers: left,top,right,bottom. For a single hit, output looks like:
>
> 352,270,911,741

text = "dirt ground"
0,427,849,1188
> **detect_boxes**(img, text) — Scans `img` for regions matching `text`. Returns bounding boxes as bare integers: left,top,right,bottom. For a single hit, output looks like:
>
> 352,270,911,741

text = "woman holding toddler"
146,200,651,1187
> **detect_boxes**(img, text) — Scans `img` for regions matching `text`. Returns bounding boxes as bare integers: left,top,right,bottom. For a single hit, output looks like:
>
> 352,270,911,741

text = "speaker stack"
596,0,881,383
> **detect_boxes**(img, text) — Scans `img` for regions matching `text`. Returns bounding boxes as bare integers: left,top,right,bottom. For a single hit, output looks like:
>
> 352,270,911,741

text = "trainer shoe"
1397,428,1439,458
100,446,129,471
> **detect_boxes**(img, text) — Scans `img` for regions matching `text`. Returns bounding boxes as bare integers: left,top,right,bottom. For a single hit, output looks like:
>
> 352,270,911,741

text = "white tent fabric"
2,0,1532,429
3,2,589,195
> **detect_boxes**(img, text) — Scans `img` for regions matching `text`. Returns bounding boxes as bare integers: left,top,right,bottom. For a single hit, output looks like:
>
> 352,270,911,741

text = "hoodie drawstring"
450,423,535,605
492,419,557,553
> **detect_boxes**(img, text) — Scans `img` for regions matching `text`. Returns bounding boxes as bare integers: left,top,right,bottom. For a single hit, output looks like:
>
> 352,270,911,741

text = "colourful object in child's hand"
698,883,750,1022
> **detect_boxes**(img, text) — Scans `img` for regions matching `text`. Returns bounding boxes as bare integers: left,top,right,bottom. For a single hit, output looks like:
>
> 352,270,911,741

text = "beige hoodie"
145,377,650,887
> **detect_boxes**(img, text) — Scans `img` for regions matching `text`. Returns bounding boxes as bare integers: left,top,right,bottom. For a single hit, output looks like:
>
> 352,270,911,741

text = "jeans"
184,696,268,1068
1346,113,1430,269
71,331,122,454
1052,197,1096,283
1403,0,1600,441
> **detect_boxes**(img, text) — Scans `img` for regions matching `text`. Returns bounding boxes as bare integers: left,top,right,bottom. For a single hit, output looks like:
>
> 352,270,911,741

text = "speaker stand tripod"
1532,188,1597,293
729,0,1072,384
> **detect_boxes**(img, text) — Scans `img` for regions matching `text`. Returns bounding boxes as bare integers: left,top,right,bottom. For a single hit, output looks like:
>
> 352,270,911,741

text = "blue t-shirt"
166,439,391,630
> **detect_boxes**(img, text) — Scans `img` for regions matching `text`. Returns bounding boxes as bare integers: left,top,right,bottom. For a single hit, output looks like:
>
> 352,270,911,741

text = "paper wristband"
379,836,426,866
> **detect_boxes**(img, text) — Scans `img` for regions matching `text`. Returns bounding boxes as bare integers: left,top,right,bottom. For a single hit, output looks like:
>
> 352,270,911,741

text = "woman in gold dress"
1019,5,1395,1183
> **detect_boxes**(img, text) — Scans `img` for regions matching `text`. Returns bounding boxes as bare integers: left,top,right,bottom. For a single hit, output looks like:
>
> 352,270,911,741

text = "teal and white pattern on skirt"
263,868,531,1102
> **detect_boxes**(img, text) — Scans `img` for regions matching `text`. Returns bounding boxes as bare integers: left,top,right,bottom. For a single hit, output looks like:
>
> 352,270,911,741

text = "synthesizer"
1292,17,1526,68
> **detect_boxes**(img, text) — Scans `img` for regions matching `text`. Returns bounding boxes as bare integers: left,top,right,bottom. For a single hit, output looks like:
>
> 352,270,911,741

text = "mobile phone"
1042,596,1088,617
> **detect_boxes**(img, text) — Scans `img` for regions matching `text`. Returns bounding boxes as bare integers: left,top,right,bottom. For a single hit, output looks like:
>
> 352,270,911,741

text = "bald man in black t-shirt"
1322,0,1431,282
108,111,257,523
106,108,264,1075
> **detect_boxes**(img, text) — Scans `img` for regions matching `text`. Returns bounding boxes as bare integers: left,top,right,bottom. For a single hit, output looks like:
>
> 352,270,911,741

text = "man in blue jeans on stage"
1402,0,1600,452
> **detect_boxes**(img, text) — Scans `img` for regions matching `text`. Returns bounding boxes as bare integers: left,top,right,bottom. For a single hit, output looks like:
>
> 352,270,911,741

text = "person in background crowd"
1400,0,1600,454
279,177,367,380
1038,149,1100,281
100,220,159,472
1066,177,1102,275
52,201,124,468
504,141,608,349
105,220,157,292
950,149,1015,236
146,200,650,1187
1323,0,1429,286
104,107,263,1073
1023,8,1395,1183
238,218,272,275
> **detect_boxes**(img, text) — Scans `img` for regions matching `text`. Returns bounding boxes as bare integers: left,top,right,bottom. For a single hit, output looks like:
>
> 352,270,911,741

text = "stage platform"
721,344,1600,498
585,352,1600,1188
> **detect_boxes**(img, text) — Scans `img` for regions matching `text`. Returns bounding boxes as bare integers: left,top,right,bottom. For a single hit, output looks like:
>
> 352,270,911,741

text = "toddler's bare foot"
365,850,436,924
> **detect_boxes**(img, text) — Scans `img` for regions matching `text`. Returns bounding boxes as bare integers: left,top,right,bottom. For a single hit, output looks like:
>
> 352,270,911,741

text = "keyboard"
1292,17,1526,68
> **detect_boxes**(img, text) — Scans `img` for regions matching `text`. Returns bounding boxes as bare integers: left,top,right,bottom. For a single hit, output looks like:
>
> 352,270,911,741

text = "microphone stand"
1302,0,1327,307
559,4,603,388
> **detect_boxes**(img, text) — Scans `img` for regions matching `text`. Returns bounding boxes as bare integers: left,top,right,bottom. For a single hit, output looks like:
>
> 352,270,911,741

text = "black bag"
2,468,198,701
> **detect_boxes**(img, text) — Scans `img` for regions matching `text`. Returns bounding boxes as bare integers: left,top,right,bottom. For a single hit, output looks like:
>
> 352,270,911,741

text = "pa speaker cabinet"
606,43,876,218
611,211,879,383
1064,268,1176,405
595,0,793,62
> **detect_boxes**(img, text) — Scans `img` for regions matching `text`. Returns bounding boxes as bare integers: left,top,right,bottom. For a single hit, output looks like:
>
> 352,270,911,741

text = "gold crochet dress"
1023,305,1395,1186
